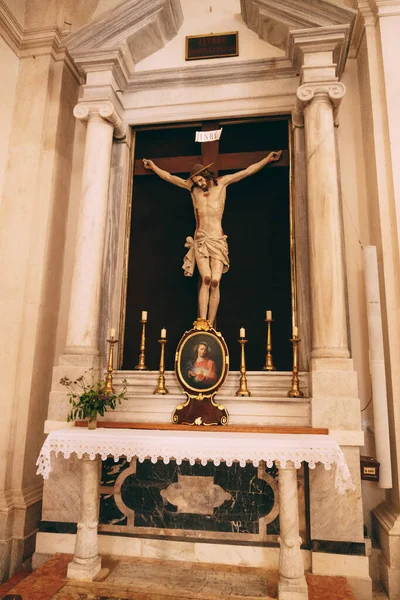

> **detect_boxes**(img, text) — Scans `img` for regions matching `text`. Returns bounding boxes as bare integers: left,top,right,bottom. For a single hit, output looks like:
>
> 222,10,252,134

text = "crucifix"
136,121,287,325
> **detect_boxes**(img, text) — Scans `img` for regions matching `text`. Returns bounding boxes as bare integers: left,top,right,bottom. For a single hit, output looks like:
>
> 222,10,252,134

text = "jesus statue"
143,150,282,324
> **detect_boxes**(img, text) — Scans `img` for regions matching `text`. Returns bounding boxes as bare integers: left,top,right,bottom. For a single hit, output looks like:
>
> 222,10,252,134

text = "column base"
0,488,42,582
378,554,400,599
372,502,400,598
67,555,102,581
278,575,308,600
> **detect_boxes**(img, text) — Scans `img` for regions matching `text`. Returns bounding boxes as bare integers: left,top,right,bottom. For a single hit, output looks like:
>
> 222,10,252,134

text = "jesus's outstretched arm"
219,150,282,187
143,158,191,190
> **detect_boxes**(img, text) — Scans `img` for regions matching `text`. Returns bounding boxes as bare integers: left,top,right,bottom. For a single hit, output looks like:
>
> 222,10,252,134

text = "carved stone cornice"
241,0,356,49
65,0,183,88
349,10,367,58
0,0,23,55
19,25,65,56
370,0,400,17
241,0,356,78
293,81,346,126
0,3,80,83
126,57,297,92
289,26,352,82
351,0,400,57
19,25,80,81
73,101,126,140
74,49,132,92
357,0,379,25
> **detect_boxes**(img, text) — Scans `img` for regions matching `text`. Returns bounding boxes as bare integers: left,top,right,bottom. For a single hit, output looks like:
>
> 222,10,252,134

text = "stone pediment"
65,0,183,82
241,0,356,50
241,0,356,76
65,0,356,93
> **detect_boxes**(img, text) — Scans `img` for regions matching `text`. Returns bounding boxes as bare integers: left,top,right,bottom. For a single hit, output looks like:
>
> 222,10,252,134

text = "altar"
32,2,370,597
37,427,354,600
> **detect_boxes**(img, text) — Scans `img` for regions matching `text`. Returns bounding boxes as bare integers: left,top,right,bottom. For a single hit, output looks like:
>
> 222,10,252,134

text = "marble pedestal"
66,455,102,581
278,463,308,600
372,502,400,599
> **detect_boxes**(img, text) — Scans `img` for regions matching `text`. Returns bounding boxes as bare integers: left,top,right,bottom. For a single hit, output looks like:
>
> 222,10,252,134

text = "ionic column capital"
73,101,126,140
294,81,346,126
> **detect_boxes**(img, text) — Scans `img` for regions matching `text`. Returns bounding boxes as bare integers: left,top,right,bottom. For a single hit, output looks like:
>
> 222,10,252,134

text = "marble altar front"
37,427,354,600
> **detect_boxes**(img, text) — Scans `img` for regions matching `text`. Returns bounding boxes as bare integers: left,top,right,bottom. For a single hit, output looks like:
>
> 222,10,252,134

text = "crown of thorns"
185,162,215,181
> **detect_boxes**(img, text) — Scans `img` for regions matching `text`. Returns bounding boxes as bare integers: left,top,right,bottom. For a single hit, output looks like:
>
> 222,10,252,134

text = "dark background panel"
217,166,292,370
123,118,291,371
122,173,198,370
134,125,200,158
219,119,289,154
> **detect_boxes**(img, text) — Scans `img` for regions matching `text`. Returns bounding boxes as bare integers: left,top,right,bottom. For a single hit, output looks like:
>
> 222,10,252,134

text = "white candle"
293,326,298,337
240,327,245,338
161,328,166,339
266,310,272,321
110,328,115,338
141,310,147,321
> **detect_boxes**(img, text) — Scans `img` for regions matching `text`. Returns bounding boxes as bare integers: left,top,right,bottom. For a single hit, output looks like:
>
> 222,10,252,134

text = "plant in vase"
60,368,128,428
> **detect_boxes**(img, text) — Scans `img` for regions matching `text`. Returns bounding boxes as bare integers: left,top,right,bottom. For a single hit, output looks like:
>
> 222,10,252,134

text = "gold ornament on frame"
172,319,229,426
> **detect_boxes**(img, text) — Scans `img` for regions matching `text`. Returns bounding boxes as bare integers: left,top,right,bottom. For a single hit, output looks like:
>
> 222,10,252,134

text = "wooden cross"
134,121,288,176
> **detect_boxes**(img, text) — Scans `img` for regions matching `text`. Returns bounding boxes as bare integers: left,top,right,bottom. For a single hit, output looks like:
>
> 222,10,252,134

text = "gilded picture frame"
175,323,229,396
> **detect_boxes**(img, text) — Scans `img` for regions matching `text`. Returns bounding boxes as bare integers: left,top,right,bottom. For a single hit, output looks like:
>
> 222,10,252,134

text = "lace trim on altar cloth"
36,429,355,494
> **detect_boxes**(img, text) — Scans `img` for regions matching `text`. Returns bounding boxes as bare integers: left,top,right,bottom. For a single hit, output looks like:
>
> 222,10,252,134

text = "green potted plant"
60,369,128,428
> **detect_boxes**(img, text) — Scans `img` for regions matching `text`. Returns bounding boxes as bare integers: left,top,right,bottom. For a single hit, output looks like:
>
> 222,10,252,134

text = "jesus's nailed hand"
270,150,282,162
142,158,154,170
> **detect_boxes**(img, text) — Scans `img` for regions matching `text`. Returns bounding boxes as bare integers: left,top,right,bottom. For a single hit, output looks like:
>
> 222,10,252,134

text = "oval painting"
176,329,229,395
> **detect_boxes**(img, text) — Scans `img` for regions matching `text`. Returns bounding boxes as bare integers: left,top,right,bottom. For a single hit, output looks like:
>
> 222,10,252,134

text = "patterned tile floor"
0,554,388,600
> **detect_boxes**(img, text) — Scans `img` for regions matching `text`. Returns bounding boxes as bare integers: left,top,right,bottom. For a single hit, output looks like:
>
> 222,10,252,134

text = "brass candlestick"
105,337,118,393
154,338,169,395
263,318,276,371
135,320,148,370
288,335,304,398
236,338,251,397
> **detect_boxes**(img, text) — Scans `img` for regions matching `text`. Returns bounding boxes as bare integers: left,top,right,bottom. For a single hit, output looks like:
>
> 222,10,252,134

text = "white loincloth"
182,229,230,277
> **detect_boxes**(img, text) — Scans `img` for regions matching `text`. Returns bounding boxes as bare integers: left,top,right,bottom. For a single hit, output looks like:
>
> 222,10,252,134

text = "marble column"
277,461,308,600
65,101,125,357
297,82,349,360
67,455,102,581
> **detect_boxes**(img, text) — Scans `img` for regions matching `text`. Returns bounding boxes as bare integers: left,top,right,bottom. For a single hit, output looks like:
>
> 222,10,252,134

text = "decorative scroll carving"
294,82,346,125
73,105,90,121
73,101,126,140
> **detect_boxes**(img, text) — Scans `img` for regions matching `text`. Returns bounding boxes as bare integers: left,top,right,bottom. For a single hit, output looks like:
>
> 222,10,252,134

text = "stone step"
92,557,273,599
113,370,310,398
100,393,310,427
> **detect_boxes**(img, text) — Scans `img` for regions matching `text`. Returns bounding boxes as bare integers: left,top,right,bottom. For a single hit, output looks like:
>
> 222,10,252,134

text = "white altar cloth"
36,428,354,493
